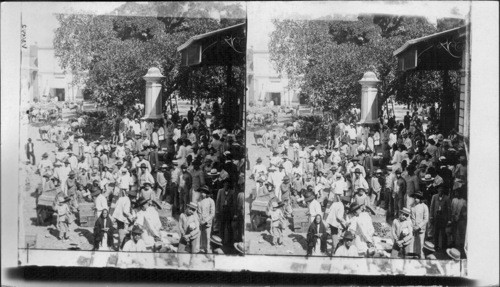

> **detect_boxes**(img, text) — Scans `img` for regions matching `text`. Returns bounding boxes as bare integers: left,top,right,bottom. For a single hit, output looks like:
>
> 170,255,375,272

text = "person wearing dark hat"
179,164,193,213
215,177,235,245
305,190,322,223
334,230,360,257
430,186,451,251
391,207,414,258
347,201,375,256
197,186,215,253
25,138,36,165
122,225,147,252
392,168,407,218
178,202,201,253
410,191,429,258
325,195,351,255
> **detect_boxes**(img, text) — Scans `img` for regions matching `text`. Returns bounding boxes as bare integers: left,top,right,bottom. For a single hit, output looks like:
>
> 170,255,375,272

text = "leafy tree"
268,14,463,120
54,2,245,117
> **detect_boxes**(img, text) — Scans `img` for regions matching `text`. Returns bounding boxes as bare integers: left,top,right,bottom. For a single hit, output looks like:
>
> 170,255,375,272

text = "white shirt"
308,199,323,222
334,244,360,257
325,201,346,228
95,194,109,217
348,212,374,253
112,196,132,223
122,238,147,252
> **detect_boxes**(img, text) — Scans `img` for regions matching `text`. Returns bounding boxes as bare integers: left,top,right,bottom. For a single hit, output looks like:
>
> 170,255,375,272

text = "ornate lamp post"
358,71,380,125
142,67,165,120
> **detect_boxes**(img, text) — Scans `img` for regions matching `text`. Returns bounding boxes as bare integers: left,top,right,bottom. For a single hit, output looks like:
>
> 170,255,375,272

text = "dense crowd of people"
249,107,467,260
32,100,246,254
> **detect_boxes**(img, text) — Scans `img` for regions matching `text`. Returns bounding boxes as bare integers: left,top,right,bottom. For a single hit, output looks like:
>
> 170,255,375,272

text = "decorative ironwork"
224,35,244,54
438,38,464,59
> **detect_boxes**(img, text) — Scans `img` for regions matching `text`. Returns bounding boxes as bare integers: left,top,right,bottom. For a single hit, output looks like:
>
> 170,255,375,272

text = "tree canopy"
54,2,245,116
268,14,464,117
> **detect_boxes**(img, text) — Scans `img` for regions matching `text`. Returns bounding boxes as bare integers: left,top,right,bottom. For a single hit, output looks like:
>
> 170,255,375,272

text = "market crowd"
33,100,246,255
249,107,467,260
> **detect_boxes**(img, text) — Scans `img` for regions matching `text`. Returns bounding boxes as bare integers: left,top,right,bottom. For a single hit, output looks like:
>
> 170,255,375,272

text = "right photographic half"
245,1,470,264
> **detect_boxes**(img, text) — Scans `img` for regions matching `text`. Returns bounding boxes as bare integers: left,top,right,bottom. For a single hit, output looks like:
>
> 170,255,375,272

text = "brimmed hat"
234,242,244,254
375,169,383,174
142,182,153,188
140,163,148,168
400,207,411,215
340,196,351,203
198,185,210,194
422,174,434,182
68,170,76,176
256,157,262,163
42,153,49,158
208,169,220,176
271,201,279,208
210,235,223,246
304,191,315,203
343,230,355,240
131,225,143,235
91,187,102,197
151,199,162,210
395,168,402,174
256,178,265,183
348,202,363,214
446,248,461,261
423,241,435,253
411,191,424,199
187,202,198,210
268,166,277,171
357,188,366,193
354,168,362,174
115,161,123,166
64,159,70,164
59,196,71,203
282,176,290,182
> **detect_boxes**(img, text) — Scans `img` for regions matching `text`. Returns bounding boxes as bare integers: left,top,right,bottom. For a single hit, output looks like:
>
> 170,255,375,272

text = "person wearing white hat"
178,202,201,253
369,169,384,206
331,172,348,203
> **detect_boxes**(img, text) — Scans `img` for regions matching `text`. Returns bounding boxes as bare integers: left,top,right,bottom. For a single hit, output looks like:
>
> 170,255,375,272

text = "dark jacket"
93,215,114,248
306,219,328,253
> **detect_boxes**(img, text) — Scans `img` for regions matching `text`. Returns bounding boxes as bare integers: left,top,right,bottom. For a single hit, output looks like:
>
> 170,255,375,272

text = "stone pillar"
358,71,380,124
142,67,165,120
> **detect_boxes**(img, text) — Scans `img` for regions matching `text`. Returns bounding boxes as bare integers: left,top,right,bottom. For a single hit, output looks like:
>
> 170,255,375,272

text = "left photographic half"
19,1,246,265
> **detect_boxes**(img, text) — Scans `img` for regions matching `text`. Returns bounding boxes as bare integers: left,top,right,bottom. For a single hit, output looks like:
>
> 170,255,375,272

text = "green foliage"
80,111,116,140
269,15,464,114
53,2,245,116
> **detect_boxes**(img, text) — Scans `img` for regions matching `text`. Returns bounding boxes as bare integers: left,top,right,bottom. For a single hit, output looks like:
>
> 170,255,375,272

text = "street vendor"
334,230,360,257
306,214,328,256
391,207,414,258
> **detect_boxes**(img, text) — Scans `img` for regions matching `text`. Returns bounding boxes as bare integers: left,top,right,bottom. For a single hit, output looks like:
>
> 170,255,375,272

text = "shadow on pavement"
74,228,94,245
288,233,308,250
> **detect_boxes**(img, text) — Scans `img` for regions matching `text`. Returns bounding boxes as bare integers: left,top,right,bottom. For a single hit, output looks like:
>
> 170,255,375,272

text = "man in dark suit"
26,138,35,165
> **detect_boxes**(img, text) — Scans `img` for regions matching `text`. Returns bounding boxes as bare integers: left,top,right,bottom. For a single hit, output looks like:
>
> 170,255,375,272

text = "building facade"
22,44,85,103
246,47,300,107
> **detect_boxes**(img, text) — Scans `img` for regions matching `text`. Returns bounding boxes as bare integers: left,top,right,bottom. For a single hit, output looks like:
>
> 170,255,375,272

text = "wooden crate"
251,193,273,213
292,207,309,232
79,202,95,218
80,215,96,227
37,189,58,209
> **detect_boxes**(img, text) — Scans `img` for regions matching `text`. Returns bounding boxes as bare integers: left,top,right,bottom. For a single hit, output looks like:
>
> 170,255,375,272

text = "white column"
358,71,380,124
142,67,165,120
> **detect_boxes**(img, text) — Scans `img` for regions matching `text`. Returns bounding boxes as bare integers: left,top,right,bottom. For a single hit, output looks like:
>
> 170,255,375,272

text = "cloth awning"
177,22,246,67
394,25,468,71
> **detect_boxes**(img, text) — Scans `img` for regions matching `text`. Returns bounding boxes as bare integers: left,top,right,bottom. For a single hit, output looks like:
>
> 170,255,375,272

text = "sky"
247,1,471,51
